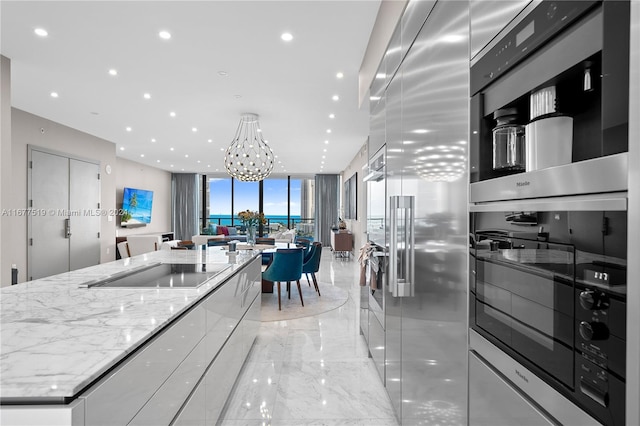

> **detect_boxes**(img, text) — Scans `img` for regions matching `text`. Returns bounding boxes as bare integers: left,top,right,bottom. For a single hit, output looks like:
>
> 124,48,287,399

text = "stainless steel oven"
468,1,631,424
363,145,388,381
470,198,627,425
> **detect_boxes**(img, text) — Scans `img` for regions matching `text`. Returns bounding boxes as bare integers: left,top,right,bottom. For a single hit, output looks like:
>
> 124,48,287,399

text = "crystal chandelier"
224,113,274,181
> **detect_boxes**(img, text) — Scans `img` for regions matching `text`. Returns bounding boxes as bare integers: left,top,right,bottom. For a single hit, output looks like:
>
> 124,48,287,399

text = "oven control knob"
579,290,609,310
579,321,609,341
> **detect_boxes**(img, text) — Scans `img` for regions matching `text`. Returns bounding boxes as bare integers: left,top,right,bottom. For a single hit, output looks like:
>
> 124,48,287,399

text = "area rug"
260,280,349,321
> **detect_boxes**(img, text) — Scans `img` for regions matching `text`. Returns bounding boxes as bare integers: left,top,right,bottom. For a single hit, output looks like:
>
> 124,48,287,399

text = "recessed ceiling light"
197,160,201,163
329,113,335,119
323,149,327,152
217,71,228,76
332,95,340,101
151,138,156,142
192,127,197,132
326,129,331,133
281,32,293,41
125,126,132,132
34,28,48,37
370,96,381,101
324,140,329,144
143,93,151,99
220,148,224,151
170,111,176,117
336,72,344,79
157,160,160,163
376,73,386,79
50,92,59,98
170,164,174,168
108,69,118,76
208,139,213,143
413,129,431,134
119,147,125,151
170,147,174,151
159,30,171,40
185,154,189,158
140,154,145,158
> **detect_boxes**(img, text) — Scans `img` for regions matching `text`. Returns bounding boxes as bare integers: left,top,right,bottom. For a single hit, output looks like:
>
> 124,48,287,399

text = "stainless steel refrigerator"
364,1,470,423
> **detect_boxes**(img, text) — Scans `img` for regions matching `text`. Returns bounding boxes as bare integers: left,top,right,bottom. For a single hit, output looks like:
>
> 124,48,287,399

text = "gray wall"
8,109,117,283
341,141,368,253
1,56,12,286
115,157,172,240
4,111,173,285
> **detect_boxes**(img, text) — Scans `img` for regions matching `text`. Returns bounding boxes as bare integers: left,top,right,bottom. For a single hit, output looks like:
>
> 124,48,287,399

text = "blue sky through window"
208,178,302,218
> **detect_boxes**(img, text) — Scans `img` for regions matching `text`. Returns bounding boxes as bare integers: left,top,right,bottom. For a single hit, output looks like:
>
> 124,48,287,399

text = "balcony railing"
199,216,315,237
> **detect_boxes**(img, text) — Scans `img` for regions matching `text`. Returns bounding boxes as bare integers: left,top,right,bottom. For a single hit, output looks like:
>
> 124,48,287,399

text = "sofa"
269,228,296,243
193,224,247,246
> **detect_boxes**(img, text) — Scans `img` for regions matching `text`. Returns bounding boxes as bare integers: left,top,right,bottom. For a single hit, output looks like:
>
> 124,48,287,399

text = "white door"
29,148,100,280
69,158,100,271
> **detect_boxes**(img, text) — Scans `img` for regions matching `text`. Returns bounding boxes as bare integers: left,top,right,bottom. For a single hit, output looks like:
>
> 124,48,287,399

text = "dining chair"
262,248,304,310
302,242,323,295
207,239,229,246
117,241,130,258
126,235,162,256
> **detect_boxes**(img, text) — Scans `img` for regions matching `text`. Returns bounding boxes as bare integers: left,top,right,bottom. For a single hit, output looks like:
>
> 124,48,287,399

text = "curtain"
172,173,199,241
314,174,339,245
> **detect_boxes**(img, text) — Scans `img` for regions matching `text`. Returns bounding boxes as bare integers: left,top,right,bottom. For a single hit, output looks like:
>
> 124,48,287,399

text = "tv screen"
121,187,153,226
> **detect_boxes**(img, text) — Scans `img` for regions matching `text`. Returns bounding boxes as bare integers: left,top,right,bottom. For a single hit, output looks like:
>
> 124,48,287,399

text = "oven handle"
389,195,414,297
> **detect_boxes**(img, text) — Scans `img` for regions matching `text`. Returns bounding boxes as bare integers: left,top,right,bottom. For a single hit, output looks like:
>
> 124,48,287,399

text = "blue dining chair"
208,239,229,246
302,242,323,296
262,248,304,310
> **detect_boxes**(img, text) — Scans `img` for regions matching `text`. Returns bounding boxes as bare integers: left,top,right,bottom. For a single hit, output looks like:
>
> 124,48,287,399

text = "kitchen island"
0,247,262,425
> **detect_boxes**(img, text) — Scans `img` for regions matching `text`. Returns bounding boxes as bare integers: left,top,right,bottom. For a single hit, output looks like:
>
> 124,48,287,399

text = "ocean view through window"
202,177,313,236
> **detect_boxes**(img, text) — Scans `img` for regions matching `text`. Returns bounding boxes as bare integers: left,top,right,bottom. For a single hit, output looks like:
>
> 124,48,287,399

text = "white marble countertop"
0,247,258,402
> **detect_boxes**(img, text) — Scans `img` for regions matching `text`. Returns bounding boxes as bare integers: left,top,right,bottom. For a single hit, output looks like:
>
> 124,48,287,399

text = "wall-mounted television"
121,187,153,227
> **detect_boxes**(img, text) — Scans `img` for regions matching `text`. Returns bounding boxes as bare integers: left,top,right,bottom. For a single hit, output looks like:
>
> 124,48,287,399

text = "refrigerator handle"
389,195,415,297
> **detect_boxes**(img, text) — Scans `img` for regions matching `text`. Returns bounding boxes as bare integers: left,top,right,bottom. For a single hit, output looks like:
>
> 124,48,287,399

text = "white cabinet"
82,305,206,426
81,257,261,426
173,284,261,426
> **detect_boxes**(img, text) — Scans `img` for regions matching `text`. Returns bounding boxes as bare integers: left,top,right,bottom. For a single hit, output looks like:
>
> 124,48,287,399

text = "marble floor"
219,248,399,426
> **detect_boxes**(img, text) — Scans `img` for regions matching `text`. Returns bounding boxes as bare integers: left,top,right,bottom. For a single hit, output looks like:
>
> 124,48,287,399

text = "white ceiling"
1,1,381,177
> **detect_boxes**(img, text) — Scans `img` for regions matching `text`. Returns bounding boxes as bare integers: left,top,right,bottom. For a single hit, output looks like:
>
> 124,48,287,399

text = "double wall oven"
468,1,630,425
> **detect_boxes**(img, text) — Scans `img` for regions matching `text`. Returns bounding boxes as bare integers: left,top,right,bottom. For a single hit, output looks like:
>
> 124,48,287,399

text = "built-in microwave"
469,0,630,203
365,146,386,247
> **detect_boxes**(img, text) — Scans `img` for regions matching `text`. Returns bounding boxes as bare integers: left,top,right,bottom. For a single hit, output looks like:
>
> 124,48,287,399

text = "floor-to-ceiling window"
233,180,259,225
207,178,232,226
201,176,314,236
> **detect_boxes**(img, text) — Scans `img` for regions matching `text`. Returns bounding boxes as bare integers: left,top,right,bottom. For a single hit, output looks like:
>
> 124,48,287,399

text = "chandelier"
224,113,274,181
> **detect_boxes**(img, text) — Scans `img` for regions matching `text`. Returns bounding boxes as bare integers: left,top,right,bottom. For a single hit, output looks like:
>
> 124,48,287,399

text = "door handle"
65,218,72,238
389,196,414,297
